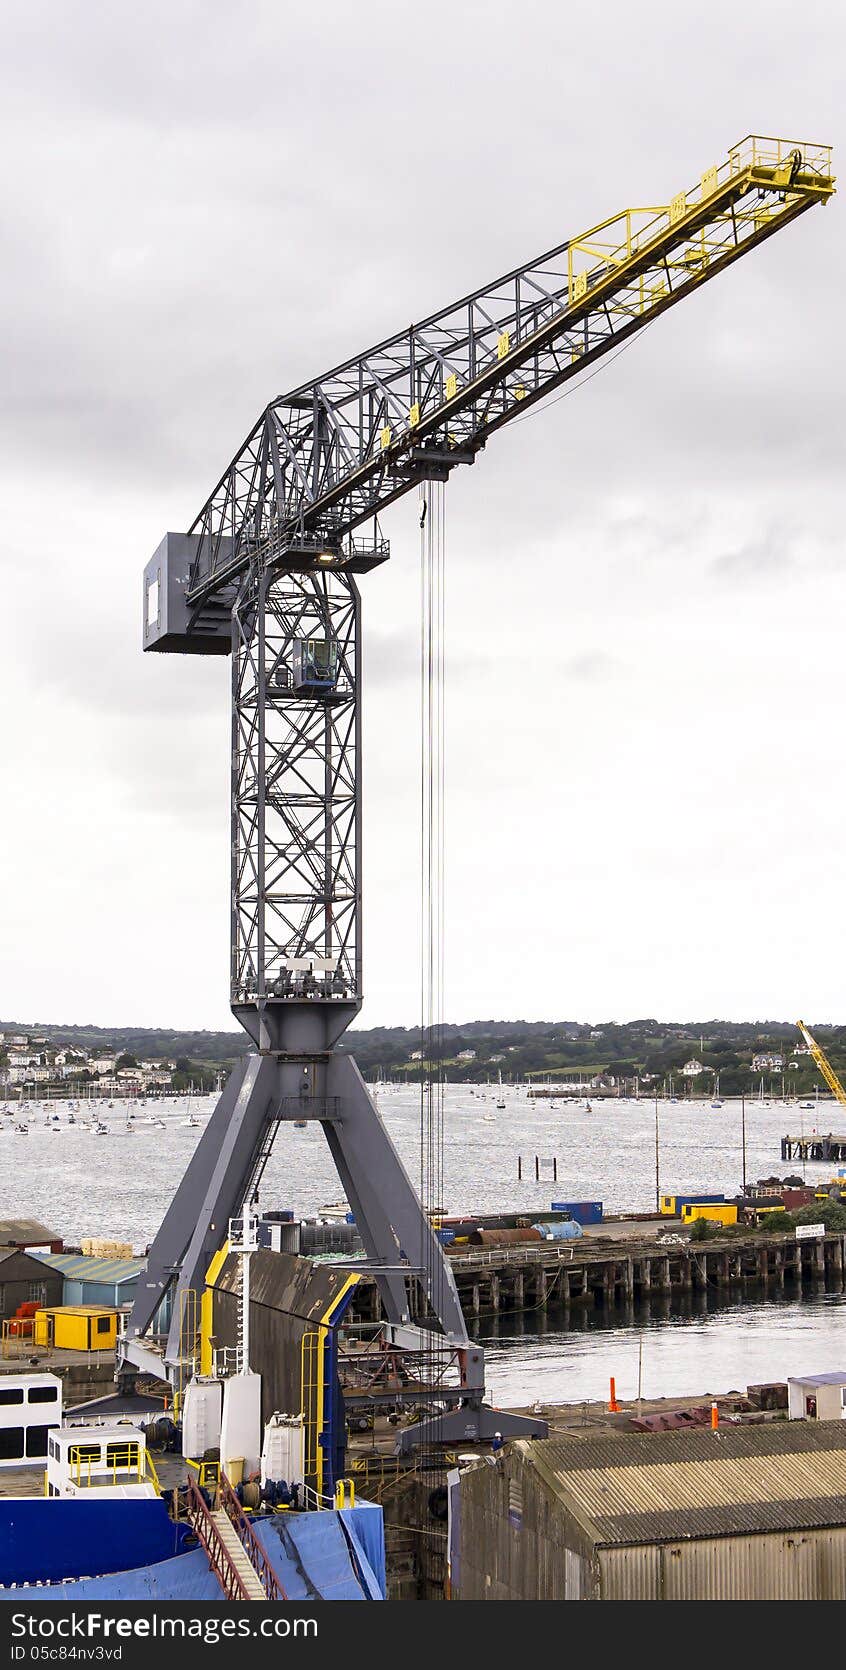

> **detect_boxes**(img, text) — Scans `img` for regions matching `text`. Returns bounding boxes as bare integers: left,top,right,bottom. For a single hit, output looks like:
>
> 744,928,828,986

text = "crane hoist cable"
419,480,446,1445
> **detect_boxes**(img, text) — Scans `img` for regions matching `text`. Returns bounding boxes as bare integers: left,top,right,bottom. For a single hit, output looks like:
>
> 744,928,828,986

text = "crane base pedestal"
121,1050,504,1410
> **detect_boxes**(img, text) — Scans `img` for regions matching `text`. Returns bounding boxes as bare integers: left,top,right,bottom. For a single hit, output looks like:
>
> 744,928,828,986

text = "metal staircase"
185,1473,284,1601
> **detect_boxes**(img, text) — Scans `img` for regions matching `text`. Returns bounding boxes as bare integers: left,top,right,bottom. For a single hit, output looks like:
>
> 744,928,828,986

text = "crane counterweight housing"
123,135,834,1459
144,532,233,655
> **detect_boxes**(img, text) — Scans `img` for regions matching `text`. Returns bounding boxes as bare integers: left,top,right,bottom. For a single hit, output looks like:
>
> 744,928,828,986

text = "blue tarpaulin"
340,1505,386,1599
253,1504,385,1600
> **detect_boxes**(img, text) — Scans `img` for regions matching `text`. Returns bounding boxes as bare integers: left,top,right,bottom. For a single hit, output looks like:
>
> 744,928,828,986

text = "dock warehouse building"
451,1425,846,1600
0,1250,62,1323
31,1252,144,1310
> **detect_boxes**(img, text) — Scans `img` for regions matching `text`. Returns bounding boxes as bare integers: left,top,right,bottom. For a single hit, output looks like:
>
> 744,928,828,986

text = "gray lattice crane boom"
126,137,833,1455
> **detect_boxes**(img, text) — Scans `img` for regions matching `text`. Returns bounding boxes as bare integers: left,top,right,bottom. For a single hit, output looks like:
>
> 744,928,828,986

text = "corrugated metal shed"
32,1253,144,1308
526,1425,846,1543
456,1426,846,1600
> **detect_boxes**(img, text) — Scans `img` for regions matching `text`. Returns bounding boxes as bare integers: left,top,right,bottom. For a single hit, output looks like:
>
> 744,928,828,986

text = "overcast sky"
0,0,843,1035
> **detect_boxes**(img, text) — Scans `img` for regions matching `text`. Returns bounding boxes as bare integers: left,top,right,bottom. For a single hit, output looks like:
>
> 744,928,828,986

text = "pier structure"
347,1230,846,1323
781,1133,846,1163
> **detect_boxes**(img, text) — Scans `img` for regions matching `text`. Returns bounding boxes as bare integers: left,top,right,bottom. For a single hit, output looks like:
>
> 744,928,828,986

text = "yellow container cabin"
33,1306,119,1351
680,1203,738,1227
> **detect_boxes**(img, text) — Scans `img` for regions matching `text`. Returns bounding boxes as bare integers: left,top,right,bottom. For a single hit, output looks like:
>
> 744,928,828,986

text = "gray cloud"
0,0,842,1029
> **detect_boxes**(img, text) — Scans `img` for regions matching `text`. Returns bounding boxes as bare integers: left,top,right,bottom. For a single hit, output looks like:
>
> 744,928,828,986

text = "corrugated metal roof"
0,1219,60,1243
524,1425,846,1545
32,1252,144,1284
788,1371,846,1386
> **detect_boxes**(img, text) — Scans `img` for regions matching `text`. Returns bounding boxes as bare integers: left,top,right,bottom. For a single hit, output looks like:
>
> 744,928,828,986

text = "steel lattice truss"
231,569,359,1011
186,136,833,611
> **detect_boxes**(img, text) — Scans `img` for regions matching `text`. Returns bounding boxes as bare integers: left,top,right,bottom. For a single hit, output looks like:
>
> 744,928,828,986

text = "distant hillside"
1,1015,843,1094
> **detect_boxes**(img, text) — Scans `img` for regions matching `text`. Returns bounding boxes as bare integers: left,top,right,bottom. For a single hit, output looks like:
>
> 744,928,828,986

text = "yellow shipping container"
680,1203,738,1226
33,1306,119,1351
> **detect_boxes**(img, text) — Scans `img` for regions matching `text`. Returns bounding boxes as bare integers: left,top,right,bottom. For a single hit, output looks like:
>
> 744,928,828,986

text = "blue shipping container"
551,1201,603,1225
436,1229,456,1245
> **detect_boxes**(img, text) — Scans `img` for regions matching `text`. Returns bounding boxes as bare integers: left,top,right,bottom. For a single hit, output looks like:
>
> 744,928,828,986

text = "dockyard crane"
121,136,834,1453
796,1020,846,1109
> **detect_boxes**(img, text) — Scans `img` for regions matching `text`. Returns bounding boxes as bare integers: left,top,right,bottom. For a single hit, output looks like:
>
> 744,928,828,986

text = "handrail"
184,1475,260,1602
217,1472,286,1600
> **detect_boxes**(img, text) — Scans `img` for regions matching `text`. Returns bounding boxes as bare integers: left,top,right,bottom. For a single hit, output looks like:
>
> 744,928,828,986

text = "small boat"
94,1122,108,1135
15,1123,28,1134
293,1120,307,1130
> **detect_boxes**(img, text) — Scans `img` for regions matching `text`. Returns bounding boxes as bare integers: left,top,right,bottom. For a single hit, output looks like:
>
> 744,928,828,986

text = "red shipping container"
783,1188,815,1209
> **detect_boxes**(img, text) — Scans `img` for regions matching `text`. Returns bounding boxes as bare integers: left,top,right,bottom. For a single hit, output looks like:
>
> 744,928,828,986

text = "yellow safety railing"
334,1478,355,1509
185,1455,220,1492
300,1327,326,1501
566,137,834,315
175,1287,201,1421
67,1443,160,1492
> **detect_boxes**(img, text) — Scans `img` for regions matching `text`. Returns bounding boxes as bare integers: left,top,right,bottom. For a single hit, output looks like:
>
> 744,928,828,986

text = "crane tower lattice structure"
123,136,834,1452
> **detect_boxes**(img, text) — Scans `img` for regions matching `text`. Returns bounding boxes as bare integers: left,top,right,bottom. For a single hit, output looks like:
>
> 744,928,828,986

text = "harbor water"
1,1083,840,1406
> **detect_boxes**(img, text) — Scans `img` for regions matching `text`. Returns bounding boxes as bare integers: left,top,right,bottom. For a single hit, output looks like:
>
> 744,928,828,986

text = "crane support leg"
321,1053,470,1344
122,1052,502,1400
121,1053,278,1378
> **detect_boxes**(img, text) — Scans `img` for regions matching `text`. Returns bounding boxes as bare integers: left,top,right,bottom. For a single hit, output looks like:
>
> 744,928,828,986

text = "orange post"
711,1402,719,1429
608,1376,619,1412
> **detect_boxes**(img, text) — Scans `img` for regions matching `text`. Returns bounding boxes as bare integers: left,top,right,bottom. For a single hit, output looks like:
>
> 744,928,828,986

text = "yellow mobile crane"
796,1021,846,1108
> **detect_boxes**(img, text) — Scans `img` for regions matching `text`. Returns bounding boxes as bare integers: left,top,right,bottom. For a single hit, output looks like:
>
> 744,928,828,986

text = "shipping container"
660,1193,725,1217
550,1201,603,1225
680,1203,738,1226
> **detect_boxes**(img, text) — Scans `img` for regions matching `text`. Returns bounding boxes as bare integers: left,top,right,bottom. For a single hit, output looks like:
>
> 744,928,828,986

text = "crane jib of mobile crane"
796,1021,846,1109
